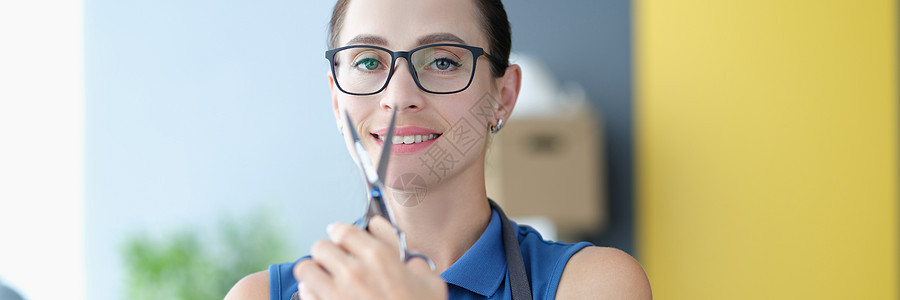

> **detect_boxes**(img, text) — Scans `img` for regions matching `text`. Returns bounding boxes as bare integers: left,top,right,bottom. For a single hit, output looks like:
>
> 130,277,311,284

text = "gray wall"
506,1,634,253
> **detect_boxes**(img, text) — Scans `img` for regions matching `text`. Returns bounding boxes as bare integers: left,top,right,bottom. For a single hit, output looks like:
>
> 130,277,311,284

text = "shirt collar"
440,209,506,297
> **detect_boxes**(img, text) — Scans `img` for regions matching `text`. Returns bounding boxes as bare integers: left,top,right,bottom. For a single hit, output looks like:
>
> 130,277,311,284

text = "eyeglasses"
325,43,502,95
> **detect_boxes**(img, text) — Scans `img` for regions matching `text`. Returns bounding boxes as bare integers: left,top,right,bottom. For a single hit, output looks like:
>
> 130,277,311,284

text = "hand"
293,217,448,300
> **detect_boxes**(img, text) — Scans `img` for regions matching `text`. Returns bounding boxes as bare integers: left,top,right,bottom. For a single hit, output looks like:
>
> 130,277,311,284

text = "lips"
371,126,442,154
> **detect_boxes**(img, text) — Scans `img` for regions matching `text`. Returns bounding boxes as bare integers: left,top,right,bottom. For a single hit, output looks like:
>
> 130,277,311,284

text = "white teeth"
379,134,440,144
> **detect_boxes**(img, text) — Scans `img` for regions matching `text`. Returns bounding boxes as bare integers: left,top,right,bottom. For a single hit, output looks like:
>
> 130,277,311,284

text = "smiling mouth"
372,133,442,145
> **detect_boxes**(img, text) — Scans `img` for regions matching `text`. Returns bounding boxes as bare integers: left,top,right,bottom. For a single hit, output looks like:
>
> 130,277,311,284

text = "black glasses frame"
325,43,503,96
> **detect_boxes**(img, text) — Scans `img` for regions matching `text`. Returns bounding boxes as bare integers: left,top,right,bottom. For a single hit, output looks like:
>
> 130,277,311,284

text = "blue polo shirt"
268,209,592,299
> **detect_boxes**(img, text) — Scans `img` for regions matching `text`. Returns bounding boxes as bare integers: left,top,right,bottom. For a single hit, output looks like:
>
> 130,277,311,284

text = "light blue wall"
85,1,630,299
85,1,360,299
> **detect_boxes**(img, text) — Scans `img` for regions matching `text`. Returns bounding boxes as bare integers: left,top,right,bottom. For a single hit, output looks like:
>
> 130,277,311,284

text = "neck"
385,162,492,273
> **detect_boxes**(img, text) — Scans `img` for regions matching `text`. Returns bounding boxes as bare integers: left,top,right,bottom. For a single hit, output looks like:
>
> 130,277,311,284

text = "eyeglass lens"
332,45,476,94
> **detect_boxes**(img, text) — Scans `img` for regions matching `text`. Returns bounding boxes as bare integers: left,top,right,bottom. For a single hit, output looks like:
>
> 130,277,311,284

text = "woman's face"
331,0,516,196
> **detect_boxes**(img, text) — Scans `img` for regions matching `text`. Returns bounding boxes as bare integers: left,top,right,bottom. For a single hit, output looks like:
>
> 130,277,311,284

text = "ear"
329,73,342,129
494,64,522,122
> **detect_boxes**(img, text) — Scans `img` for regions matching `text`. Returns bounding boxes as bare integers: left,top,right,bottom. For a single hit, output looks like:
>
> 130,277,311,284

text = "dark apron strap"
489,199,533,300
292,200,533,300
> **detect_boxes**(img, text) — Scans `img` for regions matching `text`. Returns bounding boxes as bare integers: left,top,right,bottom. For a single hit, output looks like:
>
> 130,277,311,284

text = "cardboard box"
485,111,605,240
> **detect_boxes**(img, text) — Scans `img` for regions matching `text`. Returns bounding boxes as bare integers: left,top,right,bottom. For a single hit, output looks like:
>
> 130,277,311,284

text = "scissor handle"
404,251,437,271
396,230,436,271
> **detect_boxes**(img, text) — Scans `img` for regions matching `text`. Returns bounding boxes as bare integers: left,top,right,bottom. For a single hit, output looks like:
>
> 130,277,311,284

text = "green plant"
122,208,291,300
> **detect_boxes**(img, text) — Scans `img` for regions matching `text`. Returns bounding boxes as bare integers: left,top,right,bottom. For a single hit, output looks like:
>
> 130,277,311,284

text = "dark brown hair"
327,0,511,77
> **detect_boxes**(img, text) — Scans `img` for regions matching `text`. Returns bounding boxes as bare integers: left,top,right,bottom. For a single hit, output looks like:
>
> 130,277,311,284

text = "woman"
227,0,651,299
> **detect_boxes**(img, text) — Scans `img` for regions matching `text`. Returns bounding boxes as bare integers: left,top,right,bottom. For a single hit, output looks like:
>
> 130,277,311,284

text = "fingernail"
326,223,336,235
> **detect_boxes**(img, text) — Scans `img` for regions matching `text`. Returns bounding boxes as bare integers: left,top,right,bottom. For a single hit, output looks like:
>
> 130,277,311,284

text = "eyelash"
429,57,461,70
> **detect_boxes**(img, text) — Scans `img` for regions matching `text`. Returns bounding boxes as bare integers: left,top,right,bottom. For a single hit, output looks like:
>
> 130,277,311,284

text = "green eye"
354,58,381,70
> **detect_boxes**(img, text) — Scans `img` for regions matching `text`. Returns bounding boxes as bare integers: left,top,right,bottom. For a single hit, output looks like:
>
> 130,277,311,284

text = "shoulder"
224,270,270,300
556,246,652,299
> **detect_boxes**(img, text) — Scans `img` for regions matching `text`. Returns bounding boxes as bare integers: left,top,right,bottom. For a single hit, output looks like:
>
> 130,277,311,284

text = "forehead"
339,0,487,49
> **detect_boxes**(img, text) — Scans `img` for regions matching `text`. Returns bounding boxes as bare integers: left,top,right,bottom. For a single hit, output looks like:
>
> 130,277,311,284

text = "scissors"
343,109,437,271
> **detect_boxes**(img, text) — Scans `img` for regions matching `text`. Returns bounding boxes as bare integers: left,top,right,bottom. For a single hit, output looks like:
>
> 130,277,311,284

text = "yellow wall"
635,1,898,299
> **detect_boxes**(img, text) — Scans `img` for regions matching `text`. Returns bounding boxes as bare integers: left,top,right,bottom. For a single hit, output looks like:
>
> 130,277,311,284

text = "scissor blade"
344,110,379,184
376,110,397,181
343,110,362,145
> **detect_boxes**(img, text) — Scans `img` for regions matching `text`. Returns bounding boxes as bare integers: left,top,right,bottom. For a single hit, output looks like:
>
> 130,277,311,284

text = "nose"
379,57,425,112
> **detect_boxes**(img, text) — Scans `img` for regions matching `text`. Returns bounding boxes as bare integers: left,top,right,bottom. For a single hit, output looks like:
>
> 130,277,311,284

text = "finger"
367,216,401,250
406,255,437,275
328,222,395,261
292,259,333,299
309,239,353,278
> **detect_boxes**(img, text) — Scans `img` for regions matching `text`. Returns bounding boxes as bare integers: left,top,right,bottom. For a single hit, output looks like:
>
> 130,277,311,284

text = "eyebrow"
416,33,467,46
346,34,389,46
344,33,467,48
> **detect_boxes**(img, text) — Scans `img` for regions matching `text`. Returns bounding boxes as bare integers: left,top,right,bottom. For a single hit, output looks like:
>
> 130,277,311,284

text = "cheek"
431,83,501,154
454,72,502,122
336,96,372,116
448,88,501,128
336,97,383,155
433,95,495,161
336,96,385,135
440,115,488,158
